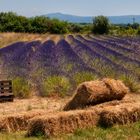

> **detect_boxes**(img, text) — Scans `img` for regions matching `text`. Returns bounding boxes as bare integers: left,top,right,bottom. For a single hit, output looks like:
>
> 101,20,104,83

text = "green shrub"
119,75,140,93
13,77,31,98
42,76,71,97
73,72,98,86
92,16,110,34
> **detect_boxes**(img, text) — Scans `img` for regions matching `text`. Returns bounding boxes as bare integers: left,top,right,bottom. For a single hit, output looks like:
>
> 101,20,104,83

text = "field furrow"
67,35,132,77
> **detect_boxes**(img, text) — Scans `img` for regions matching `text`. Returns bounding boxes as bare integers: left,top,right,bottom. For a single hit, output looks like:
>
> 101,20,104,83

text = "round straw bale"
64,79,129,111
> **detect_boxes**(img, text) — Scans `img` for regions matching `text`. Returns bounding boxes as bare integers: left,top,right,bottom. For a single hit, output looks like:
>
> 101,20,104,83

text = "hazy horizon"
47,12,140,17
0,0,140,17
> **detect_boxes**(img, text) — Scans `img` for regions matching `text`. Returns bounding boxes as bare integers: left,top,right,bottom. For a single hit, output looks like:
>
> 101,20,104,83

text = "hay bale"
88,100,135,113
27,109,99,137
64,79,129,111
0,111,47,132
27,101,139,137
103,78,129,99
99,102,140,127
27,101,140,137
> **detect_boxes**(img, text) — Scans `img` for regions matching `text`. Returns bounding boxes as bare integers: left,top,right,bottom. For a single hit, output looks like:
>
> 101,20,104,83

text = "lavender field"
0,34,140,93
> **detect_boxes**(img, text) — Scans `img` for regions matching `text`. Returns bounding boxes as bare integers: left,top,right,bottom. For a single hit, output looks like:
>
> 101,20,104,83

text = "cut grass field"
0,121,140,140
0,94,139,140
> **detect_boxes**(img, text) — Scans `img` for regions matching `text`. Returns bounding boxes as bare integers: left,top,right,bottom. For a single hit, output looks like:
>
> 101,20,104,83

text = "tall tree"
92,16,110,34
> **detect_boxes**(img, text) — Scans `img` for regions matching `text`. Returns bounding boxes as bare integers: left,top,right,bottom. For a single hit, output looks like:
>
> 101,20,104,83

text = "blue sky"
0,0,140,17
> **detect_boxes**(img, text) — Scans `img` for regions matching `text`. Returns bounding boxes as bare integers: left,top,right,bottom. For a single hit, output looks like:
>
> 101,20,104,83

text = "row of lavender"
0,35,139,93
0,38,98,83
66,35,140,88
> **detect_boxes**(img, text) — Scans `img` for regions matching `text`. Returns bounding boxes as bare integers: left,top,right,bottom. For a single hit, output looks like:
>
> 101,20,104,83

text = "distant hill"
45,13,140,24
46,13,92,23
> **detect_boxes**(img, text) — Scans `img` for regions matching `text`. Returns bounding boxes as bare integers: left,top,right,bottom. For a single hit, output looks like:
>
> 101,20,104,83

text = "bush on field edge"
119,75,140,93
13,77,31,98
42,76,71,97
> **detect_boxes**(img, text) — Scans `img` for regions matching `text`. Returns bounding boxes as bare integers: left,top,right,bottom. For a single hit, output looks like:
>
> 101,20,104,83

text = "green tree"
0,12,31,32
68,23,82,33
30,16,49,33
49,19,68,34
92,16,110,34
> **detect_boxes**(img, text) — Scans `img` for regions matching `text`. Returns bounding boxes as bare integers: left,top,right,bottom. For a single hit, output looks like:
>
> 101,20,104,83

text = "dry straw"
0,111,47,132
27,109,99,137
64,78,129,111
27,101,140,137
99,102,140,127
0,78,135,138
0,100,138,137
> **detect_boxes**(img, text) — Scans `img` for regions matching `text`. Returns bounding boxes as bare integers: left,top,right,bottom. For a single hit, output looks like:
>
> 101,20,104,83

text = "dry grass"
0,96,67,116
48,35,63,44
0,33,63,48
64,78,129,111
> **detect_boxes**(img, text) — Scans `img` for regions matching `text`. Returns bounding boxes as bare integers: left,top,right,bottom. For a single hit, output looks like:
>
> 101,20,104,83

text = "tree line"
0,12,89,34
0,12,140,35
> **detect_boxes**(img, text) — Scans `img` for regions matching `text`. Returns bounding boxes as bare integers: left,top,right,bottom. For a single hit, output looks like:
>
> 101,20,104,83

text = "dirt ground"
0,96,68,116
0,93,139,117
